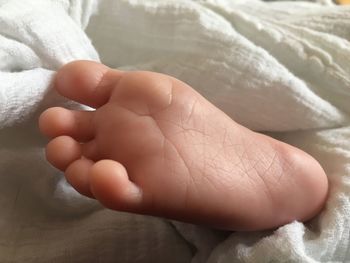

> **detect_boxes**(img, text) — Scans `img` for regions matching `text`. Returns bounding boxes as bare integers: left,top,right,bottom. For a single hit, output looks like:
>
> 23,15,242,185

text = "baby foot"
39,61,328,231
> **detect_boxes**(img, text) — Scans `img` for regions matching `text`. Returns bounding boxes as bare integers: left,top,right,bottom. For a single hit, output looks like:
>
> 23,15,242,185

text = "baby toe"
55,60,123,108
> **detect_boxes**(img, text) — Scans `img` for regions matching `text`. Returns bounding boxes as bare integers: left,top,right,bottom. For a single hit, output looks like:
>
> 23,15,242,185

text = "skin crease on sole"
39,60,329,231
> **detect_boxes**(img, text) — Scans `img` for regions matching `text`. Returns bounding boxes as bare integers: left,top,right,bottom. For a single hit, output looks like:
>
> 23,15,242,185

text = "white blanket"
1,0,350,262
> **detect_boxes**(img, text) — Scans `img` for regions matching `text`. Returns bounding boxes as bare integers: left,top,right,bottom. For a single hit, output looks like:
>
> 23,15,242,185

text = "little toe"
89,160,143,212
55,60,123,108
39,107,95,141
46,136,82,171
66,158,95,198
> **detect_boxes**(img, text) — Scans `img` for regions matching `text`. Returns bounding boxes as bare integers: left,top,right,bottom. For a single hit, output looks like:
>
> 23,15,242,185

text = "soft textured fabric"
1,0,350,262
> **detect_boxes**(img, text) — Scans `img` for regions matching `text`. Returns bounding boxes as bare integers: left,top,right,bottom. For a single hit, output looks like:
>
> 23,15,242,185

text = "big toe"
89,160,143,212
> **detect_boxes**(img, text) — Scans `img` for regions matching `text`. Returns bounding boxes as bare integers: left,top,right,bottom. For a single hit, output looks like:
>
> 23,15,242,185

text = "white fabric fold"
1,0,350,262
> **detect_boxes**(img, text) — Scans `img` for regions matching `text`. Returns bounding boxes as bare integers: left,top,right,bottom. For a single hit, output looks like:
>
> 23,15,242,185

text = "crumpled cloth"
1,0,350,262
